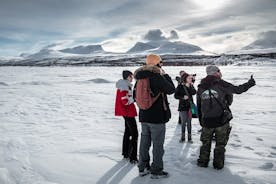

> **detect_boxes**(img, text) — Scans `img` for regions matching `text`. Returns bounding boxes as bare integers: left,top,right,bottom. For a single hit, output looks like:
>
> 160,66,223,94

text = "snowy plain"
0,65,275,184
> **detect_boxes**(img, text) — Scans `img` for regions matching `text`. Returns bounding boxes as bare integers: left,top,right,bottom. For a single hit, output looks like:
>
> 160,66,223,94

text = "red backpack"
135,78,160,110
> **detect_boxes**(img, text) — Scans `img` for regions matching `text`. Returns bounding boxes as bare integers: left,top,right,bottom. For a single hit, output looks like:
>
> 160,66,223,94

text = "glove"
248,75,256,87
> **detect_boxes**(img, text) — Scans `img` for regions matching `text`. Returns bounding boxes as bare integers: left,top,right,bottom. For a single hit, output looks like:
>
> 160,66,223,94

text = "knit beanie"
206,65,220,75
146,54,162,65
122,70,133,79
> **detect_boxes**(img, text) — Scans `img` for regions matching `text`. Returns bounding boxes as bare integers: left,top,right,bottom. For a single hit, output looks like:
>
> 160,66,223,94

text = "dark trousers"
198,123,231,167
122,117,138,160
138,123,165,173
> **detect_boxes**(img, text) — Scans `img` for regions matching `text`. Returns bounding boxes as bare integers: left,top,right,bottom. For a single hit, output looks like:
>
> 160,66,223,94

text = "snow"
0,66,276,184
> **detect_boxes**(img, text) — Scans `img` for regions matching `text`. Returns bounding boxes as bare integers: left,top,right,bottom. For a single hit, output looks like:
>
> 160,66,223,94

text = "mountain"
23,49,75,59
59,45,104,54
242,31,276,50
21,44,107,59
155,41,202,54
127,40,203,54
127,42,156,53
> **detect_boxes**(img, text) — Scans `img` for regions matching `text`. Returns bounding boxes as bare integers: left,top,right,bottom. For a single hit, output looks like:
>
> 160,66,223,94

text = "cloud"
0,0,275,56
169,30,179,40
143,29,179,41
144,29,166,41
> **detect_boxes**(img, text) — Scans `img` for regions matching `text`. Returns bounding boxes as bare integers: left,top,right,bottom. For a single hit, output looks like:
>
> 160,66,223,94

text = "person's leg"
187,113,192,141
138,123,151,172
149,123,166,174
179,111,187,142
178,116,181,124
122,117,130,158
213,123,231,169
125,117,138,162
197,127,214,167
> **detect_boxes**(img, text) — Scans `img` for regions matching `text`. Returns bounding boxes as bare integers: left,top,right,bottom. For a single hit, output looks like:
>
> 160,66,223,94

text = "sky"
0,0,276,56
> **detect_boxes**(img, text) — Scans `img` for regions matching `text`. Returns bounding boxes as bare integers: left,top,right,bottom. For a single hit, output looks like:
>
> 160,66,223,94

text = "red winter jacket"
115,79,137,117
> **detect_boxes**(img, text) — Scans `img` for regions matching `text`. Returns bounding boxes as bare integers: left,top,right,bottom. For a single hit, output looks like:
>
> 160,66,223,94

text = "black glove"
248,75,256,87
175,76,181,83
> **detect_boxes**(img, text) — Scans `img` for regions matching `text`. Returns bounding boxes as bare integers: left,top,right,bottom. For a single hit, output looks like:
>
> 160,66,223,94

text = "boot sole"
150,174,169,179
139,170,150,177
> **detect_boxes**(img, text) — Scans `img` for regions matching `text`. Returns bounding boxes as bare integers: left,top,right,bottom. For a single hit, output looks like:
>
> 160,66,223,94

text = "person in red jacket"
115,70,138,163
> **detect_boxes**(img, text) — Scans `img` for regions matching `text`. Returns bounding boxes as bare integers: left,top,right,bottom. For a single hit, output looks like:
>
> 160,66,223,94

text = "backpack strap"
183,85,194,104
209,89,226,111
161,93,167,111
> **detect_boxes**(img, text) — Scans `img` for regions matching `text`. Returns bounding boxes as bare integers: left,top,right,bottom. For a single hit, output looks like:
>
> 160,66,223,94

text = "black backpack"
200,88,232,128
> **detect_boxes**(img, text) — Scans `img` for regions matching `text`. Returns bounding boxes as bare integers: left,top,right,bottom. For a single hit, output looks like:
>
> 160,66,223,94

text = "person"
134,54,175,179
176,70,186,125
174,73,196,143
115,70,138,164
196,65,256,170
175,70,186,85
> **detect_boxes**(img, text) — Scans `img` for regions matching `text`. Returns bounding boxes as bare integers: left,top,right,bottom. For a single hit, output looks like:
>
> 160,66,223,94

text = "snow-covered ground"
0,65,275,184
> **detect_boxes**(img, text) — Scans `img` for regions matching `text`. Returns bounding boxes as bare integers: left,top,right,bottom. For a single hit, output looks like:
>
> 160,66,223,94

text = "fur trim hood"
198,75,220,90
116,79,132,91
134,65,161,80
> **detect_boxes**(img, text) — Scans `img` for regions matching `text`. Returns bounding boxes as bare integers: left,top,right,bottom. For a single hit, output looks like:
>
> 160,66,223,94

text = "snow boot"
197,159,209,168
139,168,150,177
150,171,169,179
179,133,185,143
188,134,193,143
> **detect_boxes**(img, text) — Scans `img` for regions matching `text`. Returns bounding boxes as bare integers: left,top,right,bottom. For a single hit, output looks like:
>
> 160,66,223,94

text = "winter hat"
206,65,220,75
179,70,186,77
181,73,189,83
146,54,162,65
122,70,133,79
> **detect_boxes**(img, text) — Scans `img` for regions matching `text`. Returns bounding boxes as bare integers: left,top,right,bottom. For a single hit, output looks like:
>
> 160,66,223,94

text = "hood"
198,75,220,89
116,79,132,90
134,65,161,80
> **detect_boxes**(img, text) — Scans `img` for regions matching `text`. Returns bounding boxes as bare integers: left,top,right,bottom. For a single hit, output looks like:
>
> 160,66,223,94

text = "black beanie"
122,70,133,79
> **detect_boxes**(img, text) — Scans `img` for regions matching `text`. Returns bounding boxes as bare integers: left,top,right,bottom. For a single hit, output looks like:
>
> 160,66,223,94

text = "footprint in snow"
259,162,274,170
230,143,242,148
256,137,263,141
254,152,266,157
244,146,254,151
271,146,276,150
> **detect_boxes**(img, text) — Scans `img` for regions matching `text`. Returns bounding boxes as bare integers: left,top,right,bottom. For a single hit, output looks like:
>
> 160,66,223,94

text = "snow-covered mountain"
21,44,107,59
127,42,157,53
127,40,203,54
59,45,104,54
23,48,74,59
242,31,276,50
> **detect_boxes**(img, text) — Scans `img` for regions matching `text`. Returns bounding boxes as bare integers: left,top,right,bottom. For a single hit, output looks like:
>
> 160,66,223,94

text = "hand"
248,75,256,86
160,68,166,75
183,95,189,100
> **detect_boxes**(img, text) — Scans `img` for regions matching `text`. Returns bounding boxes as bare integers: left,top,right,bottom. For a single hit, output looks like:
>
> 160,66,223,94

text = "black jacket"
174,84,196,111
197,75,255,128
134,65,175,124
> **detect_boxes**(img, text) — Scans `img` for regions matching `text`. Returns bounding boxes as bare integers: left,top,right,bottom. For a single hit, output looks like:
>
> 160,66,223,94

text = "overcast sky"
0,0,276,56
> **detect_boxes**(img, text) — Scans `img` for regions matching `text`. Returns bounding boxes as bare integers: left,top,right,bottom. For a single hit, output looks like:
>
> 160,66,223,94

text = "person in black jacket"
197,65,255,170
134,54,175,179
174,73,196,142
175,70,186,125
